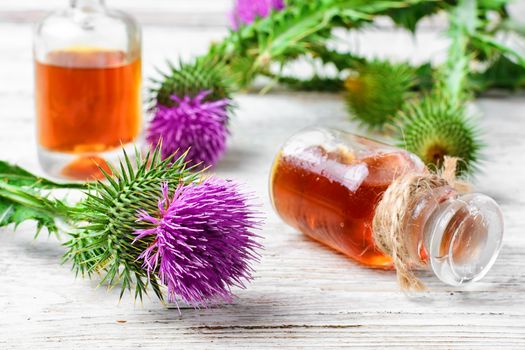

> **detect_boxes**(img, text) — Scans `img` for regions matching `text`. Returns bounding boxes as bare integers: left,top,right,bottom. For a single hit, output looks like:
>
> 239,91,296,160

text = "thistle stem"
441,0,478,105
0,181,77,224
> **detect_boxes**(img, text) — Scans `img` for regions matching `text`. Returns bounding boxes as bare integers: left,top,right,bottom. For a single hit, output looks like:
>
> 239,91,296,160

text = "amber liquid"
271,146,423,268
35,48,142,179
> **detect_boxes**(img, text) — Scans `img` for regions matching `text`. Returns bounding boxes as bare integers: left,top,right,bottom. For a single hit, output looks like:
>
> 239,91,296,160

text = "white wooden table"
1,2,525,349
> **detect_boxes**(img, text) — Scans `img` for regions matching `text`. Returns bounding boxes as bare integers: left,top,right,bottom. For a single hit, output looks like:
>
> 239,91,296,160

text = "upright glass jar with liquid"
34,0,142,180
270,127,504,287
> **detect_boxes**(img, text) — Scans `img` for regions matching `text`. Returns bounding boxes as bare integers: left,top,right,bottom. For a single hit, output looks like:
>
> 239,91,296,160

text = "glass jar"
270,127,504,287
34,0,142,181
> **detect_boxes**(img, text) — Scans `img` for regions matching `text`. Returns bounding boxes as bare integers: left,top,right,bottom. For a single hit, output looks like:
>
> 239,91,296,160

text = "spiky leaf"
0,160,85,189
0,182,74,235
387,1,442,32
276,74,345,92
471,55,525,91
0,162,81,234
207,0,427,89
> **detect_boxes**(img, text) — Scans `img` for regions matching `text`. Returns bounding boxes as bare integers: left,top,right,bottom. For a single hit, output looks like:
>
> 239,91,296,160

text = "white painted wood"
0,1,523,28
1,4,525,349
0,0,233,27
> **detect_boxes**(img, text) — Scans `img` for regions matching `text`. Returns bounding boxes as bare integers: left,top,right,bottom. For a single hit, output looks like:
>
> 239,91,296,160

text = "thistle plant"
148,0,411,166
0,161,85,233
397,0,483,175
149,59,234,168
147,91,230,169
204,0,428,89
0,147,262,305
235,0,524,95
147,0,525,175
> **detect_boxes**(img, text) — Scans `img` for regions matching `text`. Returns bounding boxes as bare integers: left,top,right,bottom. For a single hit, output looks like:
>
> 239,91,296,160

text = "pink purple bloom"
231,0,285,29
134,178,262,307
147,91,230,168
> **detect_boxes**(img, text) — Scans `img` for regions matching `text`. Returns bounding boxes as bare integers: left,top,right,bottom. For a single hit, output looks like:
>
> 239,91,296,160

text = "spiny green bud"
396,94,483,176
344,60,416,130
65,146,201,300
151,58,234,108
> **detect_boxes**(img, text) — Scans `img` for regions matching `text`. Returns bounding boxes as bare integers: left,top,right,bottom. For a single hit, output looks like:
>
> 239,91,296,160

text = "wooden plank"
0,0,523,29
0,0,232,11
1,14,525,350
0,0,230,27
0,0,231,26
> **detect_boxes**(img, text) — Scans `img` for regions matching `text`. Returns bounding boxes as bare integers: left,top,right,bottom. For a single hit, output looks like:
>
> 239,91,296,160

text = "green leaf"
0,160,86,190
387,2,442,32
207,0,428,89
497,18,525,38
472,32,525,68
0,180,74,234
0,196,59,234
272,74,345,92
471,55,525,91
0,161,83,233
309,45,367,71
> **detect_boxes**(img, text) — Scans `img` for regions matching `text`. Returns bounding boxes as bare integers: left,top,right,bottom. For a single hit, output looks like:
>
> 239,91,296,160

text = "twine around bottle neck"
372,157,471,291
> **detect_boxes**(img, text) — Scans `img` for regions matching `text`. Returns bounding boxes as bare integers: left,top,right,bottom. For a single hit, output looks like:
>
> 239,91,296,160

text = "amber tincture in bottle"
270,128,504,286
34,0,142,180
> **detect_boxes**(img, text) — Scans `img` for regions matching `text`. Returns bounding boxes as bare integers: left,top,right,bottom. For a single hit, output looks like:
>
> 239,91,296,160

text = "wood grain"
1,5,525,349
0,0,232,26
0,1,523,28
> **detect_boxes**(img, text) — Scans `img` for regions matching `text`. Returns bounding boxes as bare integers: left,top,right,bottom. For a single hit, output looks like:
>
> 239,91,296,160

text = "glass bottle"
270,127,504,286
34,0,142,181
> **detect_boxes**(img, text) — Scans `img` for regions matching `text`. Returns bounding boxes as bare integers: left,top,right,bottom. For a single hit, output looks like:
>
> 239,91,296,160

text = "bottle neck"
404,186,504,286
403,185,457,264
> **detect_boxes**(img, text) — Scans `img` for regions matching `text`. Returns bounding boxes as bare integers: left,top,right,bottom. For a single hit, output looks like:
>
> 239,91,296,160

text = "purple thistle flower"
134,178,262,307
230,0,285,30
147,90,230,168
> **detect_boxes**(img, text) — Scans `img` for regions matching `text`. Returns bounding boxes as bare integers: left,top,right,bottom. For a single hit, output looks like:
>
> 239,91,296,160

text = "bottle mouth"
425,193,504,286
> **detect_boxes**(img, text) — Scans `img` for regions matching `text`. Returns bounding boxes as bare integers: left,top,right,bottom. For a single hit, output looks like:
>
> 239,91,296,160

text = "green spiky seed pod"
151,57,234,108
344,60,416,130
396,95,483,175
65,147,201,300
